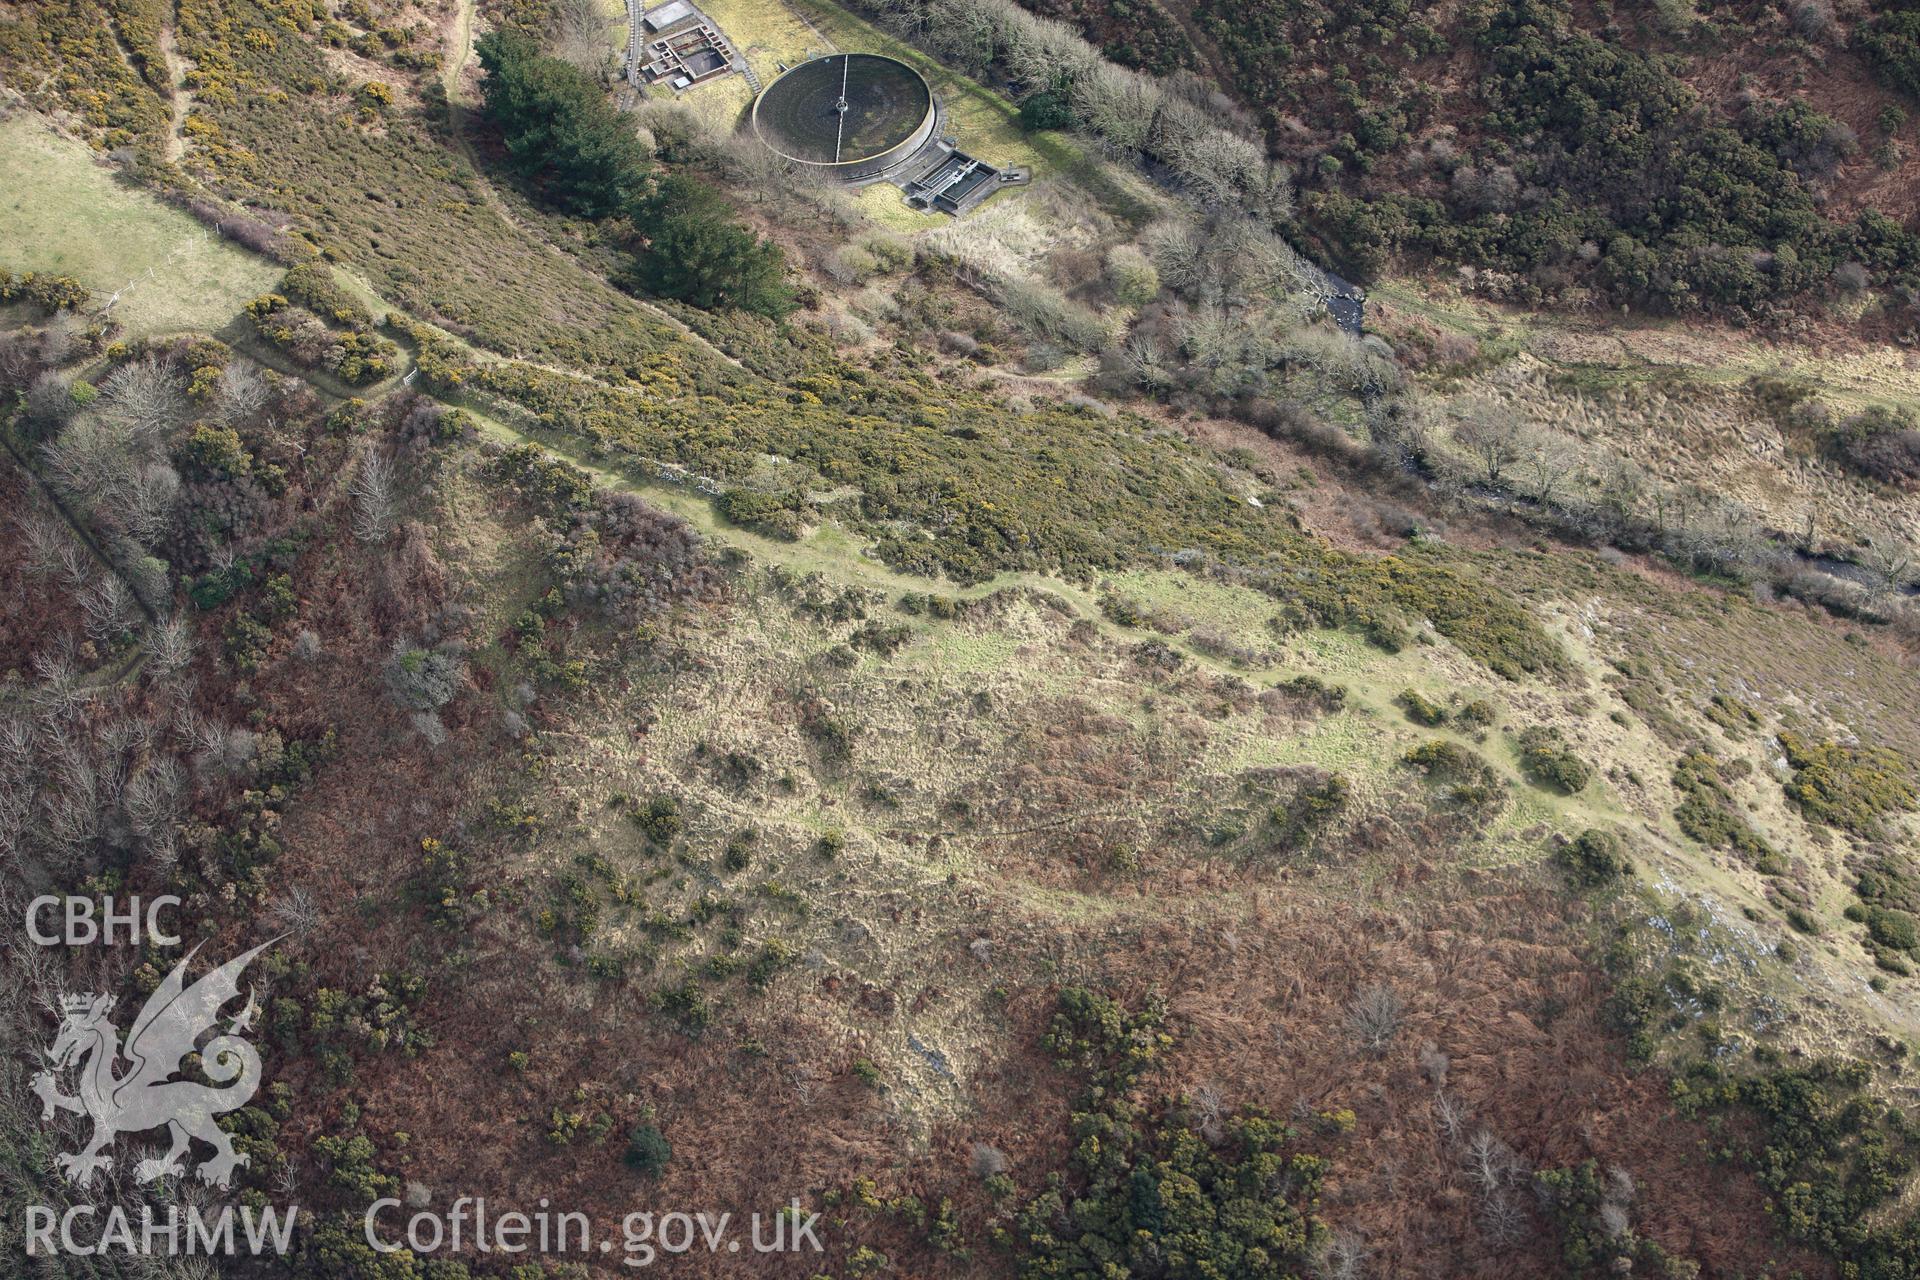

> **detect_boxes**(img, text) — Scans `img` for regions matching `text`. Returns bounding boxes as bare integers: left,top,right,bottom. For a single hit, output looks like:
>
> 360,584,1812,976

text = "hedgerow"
0,272,90,312
440,326,1565,674
246,267,398,386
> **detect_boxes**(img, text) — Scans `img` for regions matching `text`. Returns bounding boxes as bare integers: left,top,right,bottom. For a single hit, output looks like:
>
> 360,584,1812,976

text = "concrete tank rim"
750,52,936,170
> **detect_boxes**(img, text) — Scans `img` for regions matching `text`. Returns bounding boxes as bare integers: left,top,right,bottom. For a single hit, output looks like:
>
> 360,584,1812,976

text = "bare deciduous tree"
550,0,614,79
1453,401,1526,487
1863,541,1915,612
18,509,70,579
81,575,139,644
1312,1229,1370,1280
187,717,259,778
97,356,187,445
30,647,88,717
22,371,77,436
349,450,397,543
1515,427,1580,506
123,758,184,855
1432,1089,1468,1144
212,361,270,427
970,1143,1009,1179
148,615,196,681
0,713,35,861
272,886,323,940
1345,983,1404,1053
1466,1128,1530,1248
410,710,448,746
1479,1189,1528,1247
54,541,94,593
0,331,40,397
42,417,132,499
123,462,181,546
1465,1128,1523,1192
1189,1082,1227,1145
1121,334,1174,390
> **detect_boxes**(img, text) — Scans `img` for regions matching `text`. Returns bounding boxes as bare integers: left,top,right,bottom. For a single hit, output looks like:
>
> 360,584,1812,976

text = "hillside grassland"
416,389,1920,1018
0,115,279,335
1370,276,1920,578
1376,276,1920,418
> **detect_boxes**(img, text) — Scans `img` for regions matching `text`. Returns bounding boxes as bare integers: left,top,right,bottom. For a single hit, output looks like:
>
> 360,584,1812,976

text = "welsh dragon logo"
32,939,275,1189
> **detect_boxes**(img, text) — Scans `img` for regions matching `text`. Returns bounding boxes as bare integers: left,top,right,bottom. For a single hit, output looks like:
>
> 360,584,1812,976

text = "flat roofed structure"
903,151,994,214
633,2,736,91
642,0,698,33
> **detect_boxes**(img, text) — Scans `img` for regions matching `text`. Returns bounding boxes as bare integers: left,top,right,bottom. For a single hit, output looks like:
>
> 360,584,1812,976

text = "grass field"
0,116,279,337
702,0,838,75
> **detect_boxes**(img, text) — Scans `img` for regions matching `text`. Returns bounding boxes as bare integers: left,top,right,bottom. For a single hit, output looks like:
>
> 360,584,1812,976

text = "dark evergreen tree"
628,207,794,318
476,31,651,219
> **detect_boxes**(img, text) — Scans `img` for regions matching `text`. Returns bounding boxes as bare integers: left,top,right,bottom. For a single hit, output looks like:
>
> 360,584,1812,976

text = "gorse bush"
485,445,721,624
1849,854,1920,970
1671,1057,1920,1273
715,488,812,540
1271,674,1347,713
1535,1160,1693,1277
624,1123,672,1177
0,271,90,313
1018,989,1331,1277
1862,9,1920,101
1779,733,1917,835
1268,770,1350,850
628,795,683,847
1560,828,1632,887
1672,751,1778,868
1403,739,1505,812
1516,726,1593,795
1455,698,1497,730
